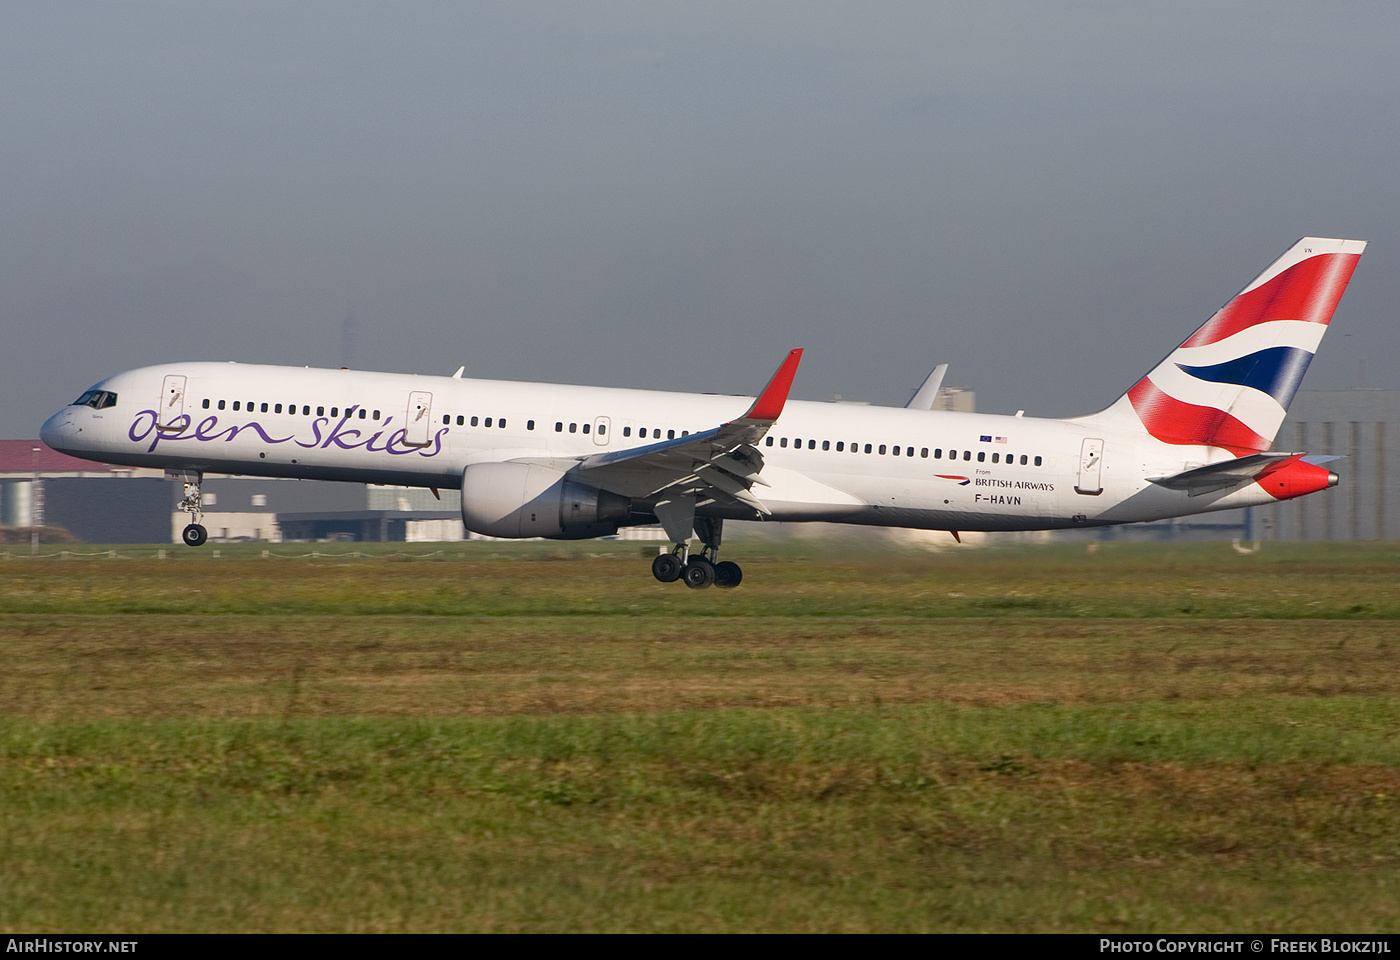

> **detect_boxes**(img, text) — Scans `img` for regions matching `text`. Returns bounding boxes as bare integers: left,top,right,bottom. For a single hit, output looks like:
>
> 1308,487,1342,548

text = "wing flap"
575,350,801,509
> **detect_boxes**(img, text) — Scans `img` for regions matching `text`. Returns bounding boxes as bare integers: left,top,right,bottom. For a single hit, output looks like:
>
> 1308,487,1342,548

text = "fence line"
0,547,461,561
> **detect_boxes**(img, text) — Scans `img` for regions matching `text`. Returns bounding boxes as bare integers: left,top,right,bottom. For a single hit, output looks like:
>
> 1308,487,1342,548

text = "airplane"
40,236,1366,588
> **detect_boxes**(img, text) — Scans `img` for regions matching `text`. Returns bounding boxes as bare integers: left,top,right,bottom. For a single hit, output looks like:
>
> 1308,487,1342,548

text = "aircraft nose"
39,410,74,453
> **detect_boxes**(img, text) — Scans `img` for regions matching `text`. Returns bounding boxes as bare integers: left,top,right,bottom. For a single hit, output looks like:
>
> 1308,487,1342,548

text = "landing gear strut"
169,469,208,548
649,514,742,589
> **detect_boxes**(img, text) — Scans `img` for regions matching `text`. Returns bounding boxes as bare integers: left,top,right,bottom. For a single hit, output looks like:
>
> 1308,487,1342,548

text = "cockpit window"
73,390,118,410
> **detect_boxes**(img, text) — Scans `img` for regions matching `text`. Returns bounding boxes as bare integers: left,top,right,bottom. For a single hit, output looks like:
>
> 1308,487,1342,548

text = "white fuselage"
40,361,1284,533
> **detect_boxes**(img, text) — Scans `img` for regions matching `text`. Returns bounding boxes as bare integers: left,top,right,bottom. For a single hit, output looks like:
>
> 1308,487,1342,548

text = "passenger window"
682,430,689,437
527,420,535,431
822,440,829,451
1020,455,1027,465
794,438,802,448
457,416,464,425
963,450,971,461
921,448,928,458
443,415,450,425
331,408,338,418
499,419,506,428
780,437,788,448
202,399,210,409
317,406,325,417
906,447,914,458
864,444,872,454
261,403,268,413
472,416,479,427
555,422,563,432
766,437,774,446
218,400,226,410
668,430,675,439
623,426,631,437
485,417,492,428
275,404,282,414
836,441,844,451
582,423,590,434
934,449,941,459
373,410,380,419
879,444,887,455
359,409,367,419
892,445,900,456
304,406,311,416
807,439,815,449
977,452,985,462
1035,456,1043,466
992,453,999,463
598,424,606,435
569,423,577,433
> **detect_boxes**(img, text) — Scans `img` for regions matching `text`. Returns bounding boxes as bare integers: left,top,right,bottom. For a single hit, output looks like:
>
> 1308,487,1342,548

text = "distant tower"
932,387,975,413
341,308,360,369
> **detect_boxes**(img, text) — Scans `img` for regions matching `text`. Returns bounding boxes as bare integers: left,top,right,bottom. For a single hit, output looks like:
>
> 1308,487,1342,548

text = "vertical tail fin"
1091,237,1366,456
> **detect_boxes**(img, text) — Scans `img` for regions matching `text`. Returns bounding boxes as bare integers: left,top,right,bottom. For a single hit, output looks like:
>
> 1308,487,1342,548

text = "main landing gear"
169,469,208,547
650,515,742,589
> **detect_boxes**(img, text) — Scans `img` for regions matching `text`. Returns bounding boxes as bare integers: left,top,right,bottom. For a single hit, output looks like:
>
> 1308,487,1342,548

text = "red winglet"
740,348,803,422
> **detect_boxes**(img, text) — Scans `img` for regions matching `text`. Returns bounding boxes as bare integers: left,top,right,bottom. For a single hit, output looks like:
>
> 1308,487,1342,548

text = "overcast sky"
4,1,1398,436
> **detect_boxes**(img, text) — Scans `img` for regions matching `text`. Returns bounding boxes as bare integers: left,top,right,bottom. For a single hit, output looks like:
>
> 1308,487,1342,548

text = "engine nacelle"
460,462,631,539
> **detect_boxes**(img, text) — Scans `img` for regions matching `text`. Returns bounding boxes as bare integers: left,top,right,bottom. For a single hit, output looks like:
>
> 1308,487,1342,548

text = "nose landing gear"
169,469,208,547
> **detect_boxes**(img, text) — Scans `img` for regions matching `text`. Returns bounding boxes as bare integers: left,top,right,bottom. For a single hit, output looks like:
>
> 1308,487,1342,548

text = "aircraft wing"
1148,452,1301,496
572,349,803,514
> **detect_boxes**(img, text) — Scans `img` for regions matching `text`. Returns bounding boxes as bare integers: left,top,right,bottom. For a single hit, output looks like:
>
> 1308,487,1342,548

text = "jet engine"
460,462,631,539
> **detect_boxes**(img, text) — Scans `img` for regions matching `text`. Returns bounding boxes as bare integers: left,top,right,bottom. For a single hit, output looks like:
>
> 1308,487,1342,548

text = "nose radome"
39,411,74,453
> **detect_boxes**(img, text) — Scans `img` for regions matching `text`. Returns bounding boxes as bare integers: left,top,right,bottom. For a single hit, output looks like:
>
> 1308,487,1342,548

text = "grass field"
2,539,1399,931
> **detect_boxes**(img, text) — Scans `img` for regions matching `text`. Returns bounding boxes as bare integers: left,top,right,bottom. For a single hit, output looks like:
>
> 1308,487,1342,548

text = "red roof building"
0,439,124,475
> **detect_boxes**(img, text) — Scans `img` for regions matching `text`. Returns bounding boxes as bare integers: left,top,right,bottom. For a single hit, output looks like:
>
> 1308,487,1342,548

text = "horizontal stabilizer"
1148,453,1299,497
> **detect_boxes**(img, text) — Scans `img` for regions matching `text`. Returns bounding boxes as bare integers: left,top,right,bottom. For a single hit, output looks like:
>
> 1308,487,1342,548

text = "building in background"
930,386,975,414
1259,391,1400,542
0,439,168,543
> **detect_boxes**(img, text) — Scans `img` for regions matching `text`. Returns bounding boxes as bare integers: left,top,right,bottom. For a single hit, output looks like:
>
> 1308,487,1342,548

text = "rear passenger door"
1075,438,1104,495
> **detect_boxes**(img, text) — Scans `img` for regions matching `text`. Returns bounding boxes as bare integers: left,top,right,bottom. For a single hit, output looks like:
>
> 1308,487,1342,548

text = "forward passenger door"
159,375,187,429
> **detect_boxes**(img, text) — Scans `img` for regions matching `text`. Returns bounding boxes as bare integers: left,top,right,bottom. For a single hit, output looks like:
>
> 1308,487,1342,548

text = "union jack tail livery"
1095,238,1366,457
